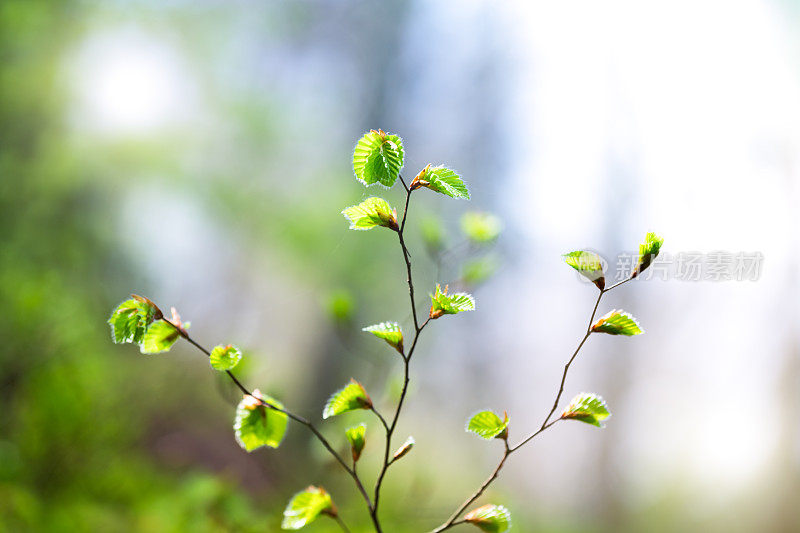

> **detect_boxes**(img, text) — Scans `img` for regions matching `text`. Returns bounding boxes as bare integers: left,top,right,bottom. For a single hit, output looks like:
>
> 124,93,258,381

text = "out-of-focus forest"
2,1,800,532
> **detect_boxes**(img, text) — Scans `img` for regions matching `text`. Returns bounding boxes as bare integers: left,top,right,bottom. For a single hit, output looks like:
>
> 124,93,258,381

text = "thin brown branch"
371,186,435,526
430,275,637,532
160,317,378,531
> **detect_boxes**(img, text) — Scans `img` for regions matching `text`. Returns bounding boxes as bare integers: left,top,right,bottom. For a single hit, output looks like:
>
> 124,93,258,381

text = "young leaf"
467,410,509,440
234,389,289,451
411,164,470,199
461,212,502,243
107,297,158,345
352,129,404,187
392,436,415,461
464,504,512,533
141,320,181,354
632,232,664,278
345,423,367,462
322,380,373,419
563,250,605,290
429,284,475,319
210,344,242,371
362,322,404,354
281,486,336,530
561,392,611,427
341,197,398,231
591,309,643,336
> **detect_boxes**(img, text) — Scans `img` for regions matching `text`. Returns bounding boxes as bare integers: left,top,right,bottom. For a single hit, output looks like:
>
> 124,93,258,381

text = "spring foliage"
108,129,664,532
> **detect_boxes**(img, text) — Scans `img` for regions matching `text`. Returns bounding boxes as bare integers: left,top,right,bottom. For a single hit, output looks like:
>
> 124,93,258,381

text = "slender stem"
539,289,603,429
333,514,352,533
604,276,634,292
398,187,419,332
371,406,391,434
398,173,410,193
431,275,636,532
160,318,377,530
371,186,434,526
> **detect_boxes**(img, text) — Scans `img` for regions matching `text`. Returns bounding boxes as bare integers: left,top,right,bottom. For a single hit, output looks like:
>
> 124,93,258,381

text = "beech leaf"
429,284,475,319
345,423,366,462
561,392,611,427
362,322,404,354
281,486,335,530
352,129,404,187
341,197,398,231
591,309,643,336
210,344,242,371
234,390,288,451
464,504,512,533
563,250,605,290
322,380,373,419
467,410,509,440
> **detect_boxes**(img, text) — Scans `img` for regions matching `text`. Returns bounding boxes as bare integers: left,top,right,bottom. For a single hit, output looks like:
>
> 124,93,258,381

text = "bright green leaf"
633,232,664,278
341,197,398,231
467,410,509,440
362,322,403,354
392,436,415,461
591,309,643,336
412,164,470,199
461,212,502,243
352,129,404,187
563,250,605,290
561,392,611,427
281,486,335,530
345,423,367,462
322,380,373,419
234,390,288,451
461,255,498,286
141,320,181,354
429,284,475,319
464,504,512,533
108,297,158,345
210,344,242,371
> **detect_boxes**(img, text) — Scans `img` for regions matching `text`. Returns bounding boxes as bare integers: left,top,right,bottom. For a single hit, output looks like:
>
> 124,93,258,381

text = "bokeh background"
3,0,800,531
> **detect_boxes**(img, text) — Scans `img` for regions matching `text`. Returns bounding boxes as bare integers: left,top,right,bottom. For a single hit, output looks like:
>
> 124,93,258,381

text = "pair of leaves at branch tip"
461,212,502,243
362,322,403,354
464,504,512,533
341,197,398,231
345,423,366,462
108,298,158,345
322,380,372,419
352,130,404,187
467,410,509,440
234,389,288,451
429,284,475,319
591,309,643,336
563,250,605,290
561,393,611,427
393,436,415,461
210,344,242,371
281,486,336,530
632,232,664,278
410,164,470,199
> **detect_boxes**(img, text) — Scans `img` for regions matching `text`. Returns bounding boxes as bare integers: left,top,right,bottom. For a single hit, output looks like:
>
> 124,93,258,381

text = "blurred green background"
3,1,800,532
